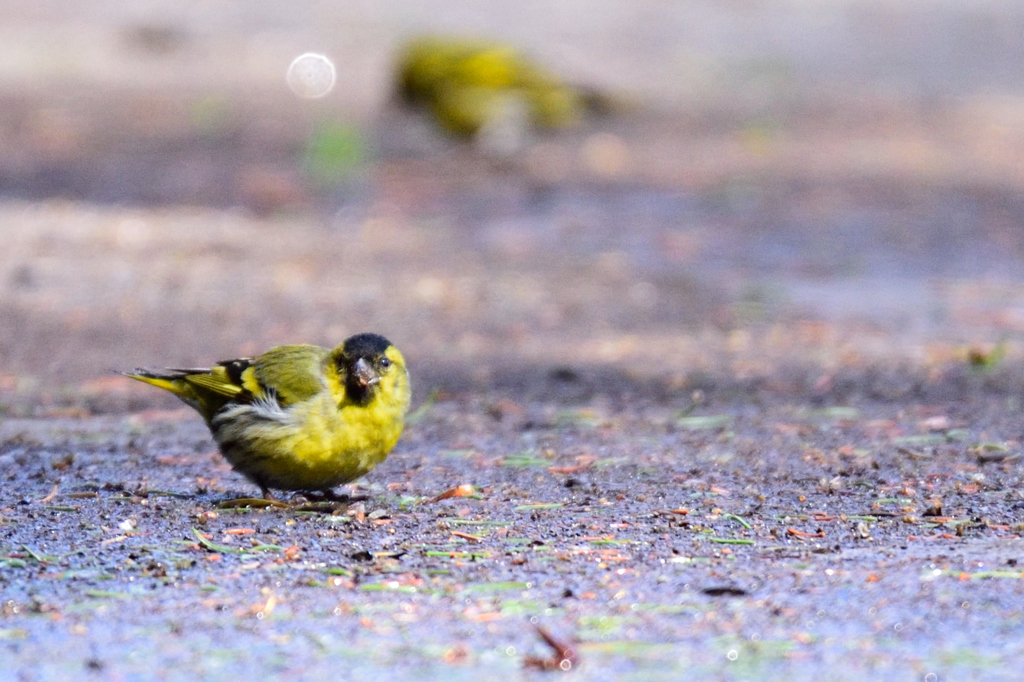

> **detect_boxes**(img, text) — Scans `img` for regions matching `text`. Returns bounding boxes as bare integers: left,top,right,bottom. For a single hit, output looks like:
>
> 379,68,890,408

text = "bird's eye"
379,356,392,370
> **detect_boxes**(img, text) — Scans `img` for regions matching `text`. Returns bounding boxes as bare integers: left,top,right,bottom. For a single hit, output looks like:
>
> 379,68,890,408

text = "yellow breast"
212,368,410,491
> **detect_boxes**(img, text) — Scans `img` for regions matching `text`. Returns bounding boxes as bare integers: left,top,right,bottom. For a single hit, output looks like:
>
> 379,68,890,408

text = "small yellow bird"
125,333,411,500
396,36,584,138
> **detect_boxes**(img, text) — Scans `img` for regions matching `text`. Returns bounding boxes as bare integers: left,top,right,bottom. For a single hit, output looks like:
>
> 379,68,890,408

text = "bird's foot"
286,489,355,513
303,489,352,503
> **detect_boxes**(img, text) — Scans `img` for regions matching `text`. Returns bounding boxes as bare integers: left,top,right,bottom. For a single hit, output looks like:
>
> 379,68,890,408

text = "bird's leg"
320,488,350,503
260,484,282,503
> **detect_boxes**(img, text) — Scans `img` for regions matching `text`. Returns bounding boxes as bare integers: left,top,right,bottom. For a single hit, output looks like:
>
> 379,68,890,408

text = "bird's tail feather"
123,369,196,398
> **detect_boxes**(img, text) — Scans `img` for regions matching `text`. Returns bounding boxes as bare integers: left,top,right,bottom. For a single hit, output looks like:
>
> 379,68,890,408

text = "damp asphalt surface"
2,358,1024,682
2,166,1024,681
4,4,1024,680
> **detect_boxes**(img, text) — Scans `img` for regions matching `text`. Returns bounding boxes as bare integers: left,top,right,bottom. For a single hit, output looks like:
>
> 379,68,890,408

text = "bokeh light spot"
287,53,336,99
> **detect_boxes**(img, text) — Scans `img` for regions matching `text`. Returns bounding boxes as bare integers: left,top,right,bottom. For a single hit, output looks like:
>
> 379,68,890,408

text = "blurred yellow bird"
125,333,411,500
396,36,584,138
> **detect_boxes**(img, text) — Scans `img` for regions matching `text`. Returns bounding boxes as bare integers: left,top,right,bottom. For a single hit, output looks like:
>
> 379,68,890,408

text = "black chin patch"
345,380,375,405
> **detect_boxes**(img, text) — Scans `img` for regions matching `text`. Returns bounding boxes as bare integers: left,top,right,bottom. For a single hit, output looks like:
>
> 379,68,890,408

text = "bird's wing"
127,345,329,416
249,344,330,407
181,367,247,399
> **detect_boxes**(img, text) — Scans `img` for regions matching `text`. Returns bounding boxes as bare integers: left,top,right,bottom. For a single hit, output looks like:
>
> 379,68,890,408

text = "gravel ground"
2,360,1024,681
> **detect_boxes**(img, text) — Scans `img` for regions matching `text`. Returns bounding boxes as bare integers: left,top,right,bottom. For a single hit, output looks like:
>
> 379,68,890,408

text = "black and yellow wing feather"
125,344,330,423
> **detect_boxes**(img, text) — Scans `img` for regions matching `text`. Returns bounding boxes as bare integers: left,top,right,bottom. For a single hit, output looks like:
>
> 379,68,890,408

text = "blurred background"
2,0,1024,411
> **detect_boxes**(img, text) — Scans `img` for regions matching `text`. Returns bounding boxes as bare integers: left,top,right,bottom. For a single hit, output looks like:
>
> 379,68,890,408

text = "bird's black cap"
341,333,392,358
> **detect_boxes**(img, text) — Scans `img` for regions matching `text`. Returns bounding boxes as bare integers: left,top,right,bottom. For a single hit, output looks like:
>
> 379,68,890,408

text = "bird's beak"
353,357,381,388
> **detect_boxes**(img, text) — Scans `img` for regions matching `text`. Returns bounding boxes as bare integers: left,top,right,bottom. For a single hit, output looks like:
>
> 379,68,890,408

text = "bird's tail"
123,367,240,421
123,368,210,401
